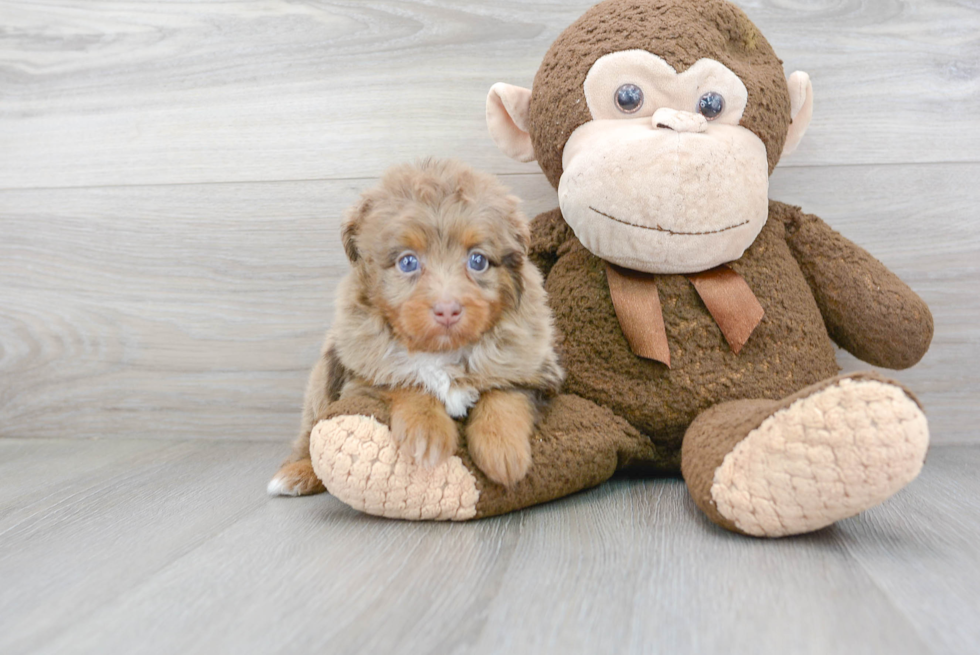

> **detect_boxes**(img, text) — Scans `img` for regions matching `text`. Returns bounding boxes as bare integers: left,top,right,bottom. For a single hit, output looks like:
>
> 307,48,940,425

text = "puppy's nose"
432,300,463,327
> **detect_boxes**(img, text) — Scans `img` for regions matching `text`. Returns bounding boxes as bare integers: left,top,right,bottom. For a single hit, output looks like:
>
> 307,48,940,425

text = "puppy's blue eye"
468,252,488,272
397,254,419,273
697,92,725,120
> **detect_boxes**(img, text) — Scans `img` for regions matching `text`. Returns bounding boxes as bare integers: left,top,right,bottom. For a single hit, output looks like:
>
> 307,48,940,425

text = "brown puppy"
268,159,564,496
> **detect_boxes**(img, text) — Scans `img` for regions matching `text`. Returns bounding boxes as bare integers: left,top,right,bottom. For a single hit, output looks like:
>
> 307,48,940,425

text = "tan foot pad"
711,378,929,537
309,415,480,521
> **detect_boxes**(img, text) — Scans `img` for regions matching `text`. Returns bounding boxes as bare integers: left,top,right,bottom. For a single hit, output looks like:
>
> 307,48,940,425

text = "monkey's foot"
309,395,666,521
310,414,480,521
683,373,929,537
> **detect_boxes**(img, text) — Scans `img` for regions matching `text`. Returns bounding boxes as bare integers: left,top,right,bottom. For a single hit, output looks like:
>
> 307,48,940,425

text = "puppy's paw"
268,459,327,496
466,390,534,487
390,393,459,468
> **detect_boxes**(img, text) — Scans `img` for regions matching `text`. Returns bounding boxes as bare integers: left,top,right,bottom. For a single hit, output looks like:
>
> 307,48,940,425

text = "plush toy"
307,0,933,536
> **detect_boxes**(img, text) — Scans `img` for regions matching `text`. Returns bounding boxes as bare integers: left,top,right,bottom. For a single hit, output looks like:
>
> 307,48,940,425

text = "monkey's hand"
780,202,933,369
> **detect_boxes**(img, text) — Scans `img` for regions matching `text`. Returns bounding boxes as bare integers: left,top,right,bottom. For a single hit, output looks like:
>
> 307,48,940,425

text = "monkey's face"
557,51,770,274
485,0,813,275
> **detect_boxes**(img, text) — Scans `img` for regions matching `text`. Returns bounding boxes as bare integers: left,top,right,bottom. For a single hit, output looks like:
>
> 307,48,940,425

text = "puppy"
268,159,564,496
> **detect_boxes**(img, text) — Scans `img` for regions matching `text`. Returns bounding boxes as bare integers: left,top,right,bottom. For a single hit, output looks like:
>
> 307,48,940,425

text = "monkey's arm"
777,202,933,370
528,207,575,278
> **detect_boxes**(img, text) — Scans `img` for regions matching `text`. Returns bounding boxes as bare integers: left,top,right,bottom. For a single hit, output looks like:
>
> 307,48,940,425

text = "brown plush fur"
529,0,792,188
783,211,934,368
529,200,932,462
534,202,836,452
270,159,563,493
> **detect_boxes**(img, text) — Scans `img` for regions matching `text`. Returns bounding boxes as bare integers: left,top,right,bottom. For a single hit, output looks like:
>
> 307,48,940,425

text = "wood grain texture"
2,164,975,443
835,446,980,655
0,437,172,527
2,438,976,655
1,0,979,188
0,438,284,655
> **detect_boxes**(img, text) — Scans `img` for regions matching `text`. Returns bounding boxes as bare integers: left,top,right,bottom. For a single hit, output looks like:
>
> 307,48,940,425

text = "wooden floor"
0,439,977,655
2,1,979,653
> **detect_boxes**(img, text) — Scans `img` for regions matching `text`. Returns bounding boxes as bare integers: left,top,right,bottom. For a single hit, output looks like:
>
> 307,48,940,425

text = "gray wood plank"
26,446,974,655
1,0,978,189
29,498,527,655
2,164,974,443
0,438,285,655
465,483,930,655
0,438,172,526
1,438,974,655
835,446,980,655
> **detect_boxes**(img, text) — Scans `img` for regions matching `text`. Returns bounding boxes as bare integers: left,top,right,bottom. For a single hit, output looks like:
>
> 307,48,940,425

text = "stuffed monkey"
296,0,933,537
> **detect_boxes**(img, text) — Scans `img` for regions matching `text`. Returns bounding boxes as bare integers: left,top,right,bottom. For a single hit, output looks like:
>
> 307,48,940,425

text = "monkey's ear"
341,198,370,263
782,71,813,157
487,83,536,163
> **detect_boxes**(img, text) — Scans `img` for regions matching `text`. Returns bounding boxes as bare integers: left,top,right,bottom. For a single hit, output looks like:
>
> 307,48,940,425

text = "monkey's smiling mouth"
589,206,750,236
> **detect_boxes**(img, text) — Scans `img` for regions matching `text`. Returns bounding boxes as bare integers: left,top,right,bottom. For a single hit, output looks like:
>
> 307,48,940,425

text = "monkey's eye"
397,253,419,273
467,252,489,273
615,84,644,114
697,92,725,120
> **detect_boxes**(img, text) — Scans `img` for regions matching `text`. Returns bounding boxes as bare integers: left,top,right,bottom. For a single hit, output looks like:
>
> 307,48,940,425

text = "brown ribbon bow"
605,263,764,368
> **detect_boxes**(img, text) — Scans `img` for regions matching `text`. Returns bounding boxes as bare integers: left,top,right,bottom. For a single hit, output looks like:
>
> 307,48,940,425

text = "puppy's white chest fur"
392,351,479,418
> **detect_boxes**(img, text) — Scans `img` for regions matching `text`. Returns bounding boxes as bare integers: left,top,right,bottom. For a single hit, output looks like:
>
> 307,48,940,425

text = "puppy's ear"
341,220,359,263
500,199,531,307
513,215,531,254
505,196,531,254
341,197,371,263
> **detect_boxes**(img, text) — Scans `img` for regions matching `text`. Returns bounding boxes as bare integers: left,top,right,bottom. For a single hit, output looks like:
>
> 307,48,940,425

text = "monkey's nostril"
652,107,707,134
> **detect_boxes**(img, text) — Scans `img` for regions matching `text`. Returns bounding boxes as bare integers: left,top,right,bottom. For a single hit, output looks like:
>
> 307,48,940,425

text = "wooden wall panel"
1,1,978,188
2,165,976,442
1,1,976,443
